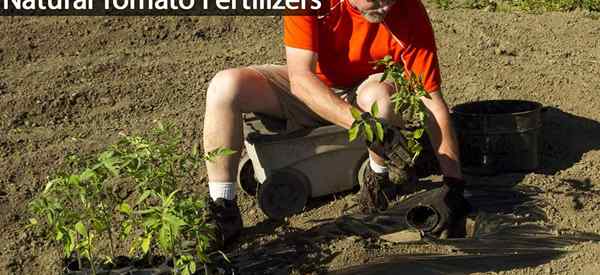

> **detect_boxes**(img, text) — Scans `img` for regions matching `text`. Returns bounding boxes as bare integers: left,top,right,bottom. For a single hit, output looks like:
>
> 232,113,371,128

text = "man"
202,0,470,246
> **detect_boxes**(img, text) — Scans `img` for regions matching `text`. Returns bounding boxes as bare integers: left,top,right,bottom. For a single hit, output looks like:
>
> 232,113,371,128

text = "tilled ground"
1,5,600,275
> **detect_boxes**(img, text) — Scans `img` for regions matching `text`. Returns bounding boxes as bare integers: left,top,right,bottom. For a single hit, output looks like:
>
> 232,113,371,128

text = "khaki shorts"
248,64,389,131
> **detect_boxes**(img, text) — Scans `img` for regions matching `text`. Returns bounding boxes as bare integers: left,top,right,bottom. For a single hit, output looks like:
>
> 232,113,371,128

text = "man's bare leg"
353,79,406,212
203,67,285,200
355,80,402,169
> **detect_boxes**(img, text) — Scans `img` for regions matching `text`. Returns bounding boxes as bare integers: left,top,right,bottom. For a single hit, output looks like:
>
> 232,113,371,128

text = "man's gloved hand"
359,112,413,167
405,177,472,238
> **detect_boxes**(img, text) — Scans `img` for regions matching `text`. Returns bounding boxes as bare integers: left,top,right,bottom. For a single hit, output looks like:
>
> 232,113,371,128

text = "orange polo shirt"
284,0,441,92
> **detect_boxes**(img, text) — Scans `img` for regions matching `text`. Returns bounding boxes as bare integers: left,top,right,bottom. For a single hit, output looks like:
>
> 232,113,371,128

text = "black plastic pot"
452,100,543,175
64,256,169,275
63,254,235,275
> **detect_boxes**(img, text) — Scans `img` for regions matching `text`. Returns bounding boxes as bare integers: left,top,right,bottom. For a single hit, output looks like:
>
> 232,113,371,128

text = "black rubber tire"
258,168,310,220
237,153,259,197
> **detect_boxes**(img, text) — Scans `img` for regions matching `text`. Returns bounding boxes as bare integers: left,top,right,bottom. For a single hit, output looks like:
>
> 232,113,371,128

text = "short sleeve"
400,0,442,93
283,16,319,51
403,46,442,93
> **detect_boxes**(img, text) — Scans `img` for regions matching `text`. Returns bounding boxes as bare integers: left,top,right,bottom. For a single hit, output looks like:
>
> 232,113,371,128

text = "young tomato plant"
28,122,234,274
125,190,218,275
348,55,431,164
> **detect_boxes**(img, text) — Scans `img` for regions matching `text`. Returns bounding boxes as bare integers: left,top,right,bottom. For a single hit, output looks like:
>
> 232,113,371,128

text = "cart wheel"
237,153,259,196
258,169,310,220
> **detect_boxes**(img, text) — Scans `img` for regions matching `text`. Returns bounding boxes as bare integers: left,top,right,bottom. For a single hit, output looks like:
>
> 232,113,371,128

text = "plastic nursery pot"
99,256,133,275
128,255,172,275
164,256,237,275
64,257,90,275
452,99,543,175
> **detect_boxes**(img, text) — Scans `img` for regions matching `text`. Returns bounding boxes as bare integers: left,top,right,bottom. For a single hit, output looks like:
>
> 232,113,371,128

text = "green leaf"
103,256,114,265
418,111,427,122
413,143,423,154
119,203,132,216
370,102,379,117
158,226,171,251
191,142,199,156
164,190,180,207
92,218,108,232
163,212,187,228
185,261,196,275
56,228,64,241
67,175,81,186
98,151,114,161
413,128,425,139
66,229,76,256
141,234,152,255
205,147,237,161
375,122,385,143
379,69,389,83
79,169,96,182
364,123,374,142
103,160,119,177
75,221,87,236
29,218,38,226
350,106,362,121
136,190,152,205
143,216,161,229
120,221,132,240
216,147,236,157
411,148,422,163
176,255,196,275
422,90,432,99
129,238,139,256
348,123,360,142
43,178,62,193
382,55,392,63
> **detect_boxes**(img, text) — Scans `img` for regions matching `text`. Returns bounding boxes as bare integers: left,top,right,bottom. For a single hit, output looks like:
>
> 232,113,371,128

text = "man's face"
349,0,397,23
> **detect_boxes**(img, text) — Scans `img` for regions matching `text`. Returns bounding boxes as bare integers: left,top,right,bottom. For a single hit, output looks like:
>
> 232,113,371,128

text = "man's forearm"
422,92,463,179
289,72,355,129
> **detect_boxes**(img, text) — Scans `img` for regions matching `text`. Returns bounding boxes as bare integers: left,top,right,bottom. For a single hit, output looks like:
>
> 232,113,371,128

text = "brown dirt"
1,4,600,275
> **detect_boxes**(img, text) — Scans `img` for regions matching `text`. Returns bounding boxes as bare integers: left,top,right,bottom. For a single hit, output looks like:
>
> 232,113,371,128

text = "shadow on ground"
226,107,600,274
539,107,600,175
228,175,600,274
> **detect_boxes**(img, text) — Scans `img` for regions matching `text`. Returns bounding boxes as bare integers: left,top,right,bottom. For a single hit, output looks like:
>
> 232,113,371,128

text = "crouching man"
202,0,471,247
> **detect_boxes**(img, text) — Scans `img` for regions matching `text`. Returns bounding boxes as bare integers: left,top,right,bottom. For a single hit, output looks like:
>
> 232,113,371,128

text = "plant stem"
147,246,154,267
107,216,115,259
88,231,97,275
76,233,82,270
170,225,176,275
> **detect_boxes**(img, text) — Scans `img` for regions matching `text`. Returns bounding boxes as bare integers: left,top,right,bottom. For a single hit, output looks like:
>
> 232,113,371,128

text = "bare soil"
1,5,600,275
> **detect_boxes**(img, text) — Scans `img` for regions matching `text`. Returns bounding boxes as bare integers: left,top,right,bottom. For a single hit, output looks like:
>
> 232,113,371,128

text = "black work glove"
405,177,472,238
359,112,413,167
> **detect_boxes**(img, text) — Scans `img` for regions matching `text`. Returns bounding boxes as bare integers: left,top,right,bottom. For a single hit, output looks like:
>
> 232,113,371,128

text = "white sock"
209,181,236,201
369,157,388,174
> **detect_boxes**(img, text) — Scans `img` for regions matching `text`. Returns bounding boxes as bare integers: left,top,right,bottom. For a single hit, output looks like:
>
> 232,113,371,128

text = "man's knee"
356,82,395,115
206,68,249,108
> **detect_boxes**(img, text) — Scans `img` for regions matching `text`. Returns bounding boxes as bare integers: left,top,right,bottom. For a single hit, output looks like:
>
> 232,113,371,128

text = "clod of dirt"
10,111,28,128
0,80,7,95
494,46,517,56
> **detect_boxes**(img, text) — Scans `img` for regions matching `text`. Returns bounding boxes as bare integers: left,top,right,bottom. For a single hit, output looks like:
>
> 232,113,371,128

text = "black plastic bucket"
452,100,543,175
